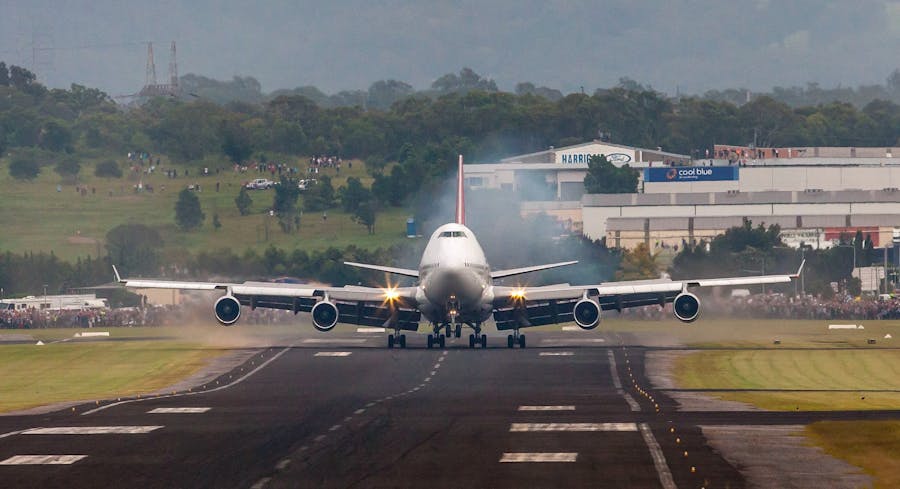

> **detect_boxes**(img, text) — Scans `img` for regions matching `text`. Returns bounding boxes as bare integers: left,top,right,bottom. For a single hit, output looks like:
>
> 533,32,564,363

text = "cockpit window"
439,231,467,238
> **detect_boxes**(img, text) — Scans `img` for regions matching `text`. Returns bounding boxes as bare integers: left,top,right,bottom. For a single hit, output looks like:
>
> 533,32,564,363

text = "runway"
1,330,897,488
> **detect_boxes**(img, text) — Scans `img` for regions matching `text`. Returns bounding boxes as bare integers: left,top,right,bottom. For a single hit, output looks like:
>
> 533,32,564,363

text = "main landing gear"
468,322,487,349
507,330,526,348
427,323,447,349
387,331,407,349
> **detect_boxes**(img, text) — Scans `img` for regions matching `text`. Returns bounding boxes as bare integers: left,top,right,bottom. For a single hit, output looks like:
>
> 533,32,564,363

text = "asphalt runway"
1,329,899,488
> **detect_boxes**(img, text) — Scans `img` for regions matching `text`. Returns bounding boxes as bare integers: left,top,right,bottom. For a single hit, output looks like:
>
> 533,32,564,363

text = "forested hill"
3,63,900,178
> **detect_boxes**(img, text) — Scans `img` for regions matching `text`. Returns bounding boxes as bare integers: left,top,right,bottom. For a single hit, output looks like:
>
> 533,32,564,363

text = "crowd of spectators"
620,293,900,321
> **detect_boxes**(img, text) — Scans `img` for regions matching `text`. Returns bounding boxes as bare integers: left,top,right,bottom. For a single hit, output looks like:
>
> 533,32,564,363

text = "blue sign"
644,166,739,182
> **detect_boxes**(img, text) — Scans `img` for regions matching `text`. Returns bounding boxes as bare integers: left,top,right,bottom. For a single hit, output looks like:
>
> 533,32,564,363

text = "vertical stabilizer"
456,155,465,225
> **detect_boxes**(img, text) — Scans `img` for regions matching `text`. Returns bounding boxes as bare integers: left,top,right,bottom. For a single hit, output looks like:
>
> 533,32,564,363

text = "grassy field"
0,156,412,261
806,421,900,489
0,341,224,412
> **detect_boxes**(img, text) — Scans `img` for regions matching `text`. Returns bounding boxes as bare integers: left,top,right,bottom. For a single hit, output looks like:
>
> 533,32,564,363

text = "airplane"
115,156,802,349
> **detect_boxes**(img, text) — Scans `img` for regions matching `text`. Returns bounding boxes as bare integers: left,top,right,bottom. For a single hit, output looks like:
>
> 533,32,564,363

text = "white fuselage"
416,223,494,325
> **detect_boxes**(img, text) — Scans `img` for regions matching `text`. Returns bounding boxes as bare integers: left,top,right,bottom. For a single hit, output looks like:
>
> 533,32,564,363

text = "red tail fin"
456,155,465,225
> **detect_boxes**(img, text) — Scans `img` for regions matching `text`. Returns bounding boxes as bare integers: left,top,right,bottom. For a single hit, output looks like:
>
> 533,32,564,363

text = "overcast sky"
2,0,899,97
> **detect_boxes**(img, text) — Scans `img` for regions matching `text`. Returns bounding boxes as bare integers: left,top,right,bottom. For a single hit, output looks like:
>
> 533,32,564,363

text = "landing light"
383,288,400,301
510,289,526,300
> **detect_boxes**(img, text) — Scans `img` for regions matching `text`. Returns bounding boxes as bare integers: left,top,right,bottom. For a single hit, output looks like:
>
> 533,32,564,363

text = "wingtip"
792,259,806,278
112,265,122,283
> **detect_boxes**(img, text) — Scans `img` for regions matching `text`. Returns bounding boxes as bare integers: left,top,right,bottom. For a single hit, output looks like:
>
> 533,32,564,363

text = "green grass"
806,421,900,489
674,349,900,410
0,156,411,261
0,341,224,412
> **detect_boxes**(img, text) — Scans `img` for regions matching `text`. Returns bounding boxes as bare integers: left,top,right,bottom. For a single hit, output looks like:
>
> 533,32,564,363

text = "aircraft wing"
114,267,421,330
491,261,803,330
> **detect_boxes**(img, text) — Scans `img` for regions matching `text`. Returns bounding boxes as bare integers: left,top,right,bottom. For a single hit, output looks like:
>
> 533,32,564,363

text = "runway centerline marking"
314,351,352,357
608,349,641,411
510,423,637,432
539,351,574,356
541,338,606,345
500,453,578,463
518,405,576,411
0,455,87,465
356,327,385,333
23,426,163,435
640,423,677,489
148,407,210,414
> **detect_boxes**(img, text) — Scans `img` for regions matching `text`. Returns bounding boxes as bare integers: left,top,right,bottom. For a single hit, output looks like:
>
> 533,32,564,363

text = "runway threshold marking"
314,351,352,357
639,423,677,489
518,405,576,411
22,426,163,435
500,453,578,463
302,339,368,344
0,455,88,465
356,327,385,333
148,407,211,414
539,351,574,356
510,423,638,432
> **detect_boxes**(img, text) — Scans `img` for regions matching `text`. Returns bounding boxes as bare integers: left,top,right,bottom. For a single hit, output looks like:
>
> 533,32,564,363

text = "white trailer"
0,294,108,311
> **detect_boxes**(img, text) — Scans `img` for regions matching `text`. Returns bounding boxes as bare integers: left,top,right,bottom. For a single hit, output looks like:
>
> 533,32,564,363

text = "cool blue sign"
644,166,739,182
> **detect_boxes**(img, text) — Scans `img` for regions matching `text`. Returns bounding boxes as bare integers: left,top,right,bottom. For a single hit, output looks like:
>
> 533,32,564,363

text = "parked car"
245,178,276,190
298,179,317,191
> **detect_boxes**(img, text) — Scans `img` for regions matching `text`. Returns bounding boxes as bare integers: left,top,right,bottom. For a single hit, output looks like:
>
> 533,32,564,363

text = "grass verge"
0,341,224,413
805,421,900,489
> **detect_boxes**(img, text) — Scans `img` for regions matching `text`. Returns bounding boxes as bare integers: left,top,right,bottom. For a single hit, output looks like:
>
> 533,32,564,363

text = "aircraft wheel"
439,334,446,348
399,334,407,348
507,335,514,348
469,334,476,348
388,334,395,349
519,334,526,348
481,334,488,348
427,334,434,349
455,324,462,338
445,324,452,337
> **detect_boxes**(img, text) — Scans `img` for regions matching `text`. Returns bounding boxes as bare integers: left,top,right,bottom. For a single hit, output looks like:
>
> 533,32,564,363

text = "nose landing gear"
506,329,526,348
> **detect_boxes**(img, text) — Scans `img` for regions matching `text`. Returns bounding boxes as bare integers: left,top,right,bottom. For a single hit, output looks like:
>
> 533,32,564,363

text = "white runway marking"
328,424,341,432
539,351,574,356
148,407,210,414
561,326,584,331
302,339,368,344
510,423,638,432
500,452,578,463
314,352,352,357
640,423,677,489
541,338,605,345
23,426,163,435
356,327,385,333
354,409,366,415
0,455,87,465
518,405,576,411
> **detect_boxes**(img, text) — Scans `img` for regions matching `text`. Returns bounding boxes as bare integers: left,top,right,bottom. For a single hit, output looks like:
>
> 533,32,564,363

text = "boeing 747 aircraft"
116,156,801,349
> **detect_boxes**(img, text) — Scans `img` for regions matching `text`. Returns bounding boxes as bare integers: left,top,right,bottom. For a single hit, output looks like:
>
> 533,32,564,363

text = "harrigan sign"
644,166,739,182
558,152,633,164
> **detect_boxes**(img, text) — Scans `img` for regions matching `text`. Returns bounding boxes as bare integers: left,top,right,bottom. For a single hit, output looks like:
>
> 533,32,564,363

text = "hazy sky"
2,0,899,97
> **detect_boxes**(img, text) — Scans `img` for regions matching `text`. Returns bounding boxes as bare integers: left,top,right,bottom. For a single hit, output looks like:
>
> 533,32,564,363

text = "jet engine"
311,300,339,332
573,299,601,330
673,292,700,323
214,295,241,326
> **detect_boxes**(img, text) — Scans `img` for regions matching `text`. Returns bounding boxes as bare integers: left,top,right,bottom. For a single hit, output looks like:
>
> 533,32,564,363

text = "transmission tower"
145,42,157,86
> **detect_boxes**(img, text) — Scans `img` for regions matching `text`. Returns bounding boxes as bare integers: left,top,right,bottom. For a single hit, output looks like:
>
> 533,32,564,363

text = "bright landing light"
383,287,401,302
510,289,527,300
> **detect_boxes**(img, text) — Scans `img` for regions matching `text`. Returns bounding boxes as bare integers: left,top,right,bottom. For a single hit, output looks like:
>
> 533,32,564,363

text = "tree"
8,155,40,180
339,177,370,213
353,199,378,234
0,62,8,86
220,117,254,163
38,120,72,152
615,242,659,280
175,189,205,230
304,175,335,212
212,213,222,231
583,154,638,193
54,158,81,183
105,223,163,276
235,186,253,215
367,79,414,110
272,177,301,233
94,160,122,178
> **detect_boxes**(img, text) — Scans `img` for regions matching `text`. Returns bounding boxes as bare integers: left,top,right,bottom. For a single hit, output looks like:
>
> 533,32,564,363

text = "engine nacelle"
573,299,601,330
673,292,701,323
214,295,241,326
311,300,339,332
